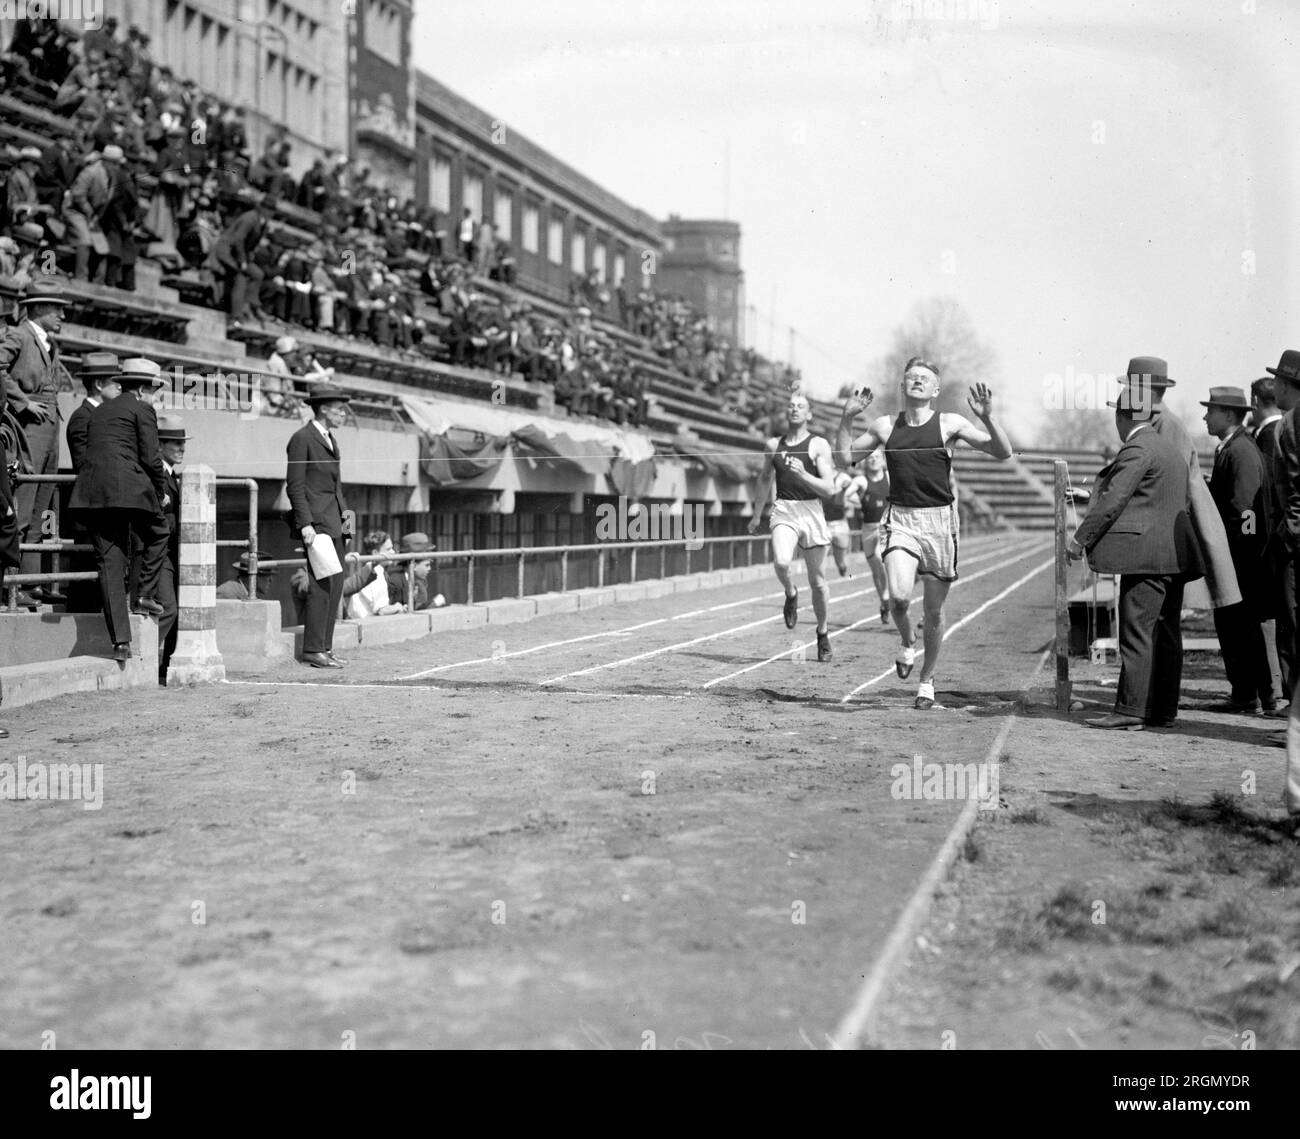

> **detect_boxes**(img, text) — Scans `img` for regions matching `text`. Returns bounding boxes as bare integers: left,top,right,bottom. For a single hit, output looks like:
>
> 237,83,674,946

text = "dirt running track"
1,531,1056,1049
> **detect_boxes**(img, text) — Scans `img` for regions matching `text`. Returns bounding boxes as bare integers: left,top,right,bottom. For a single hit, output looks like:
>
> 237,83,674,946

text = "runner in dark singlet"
749,391,839,661
846,450,890,621
834,357,1012,709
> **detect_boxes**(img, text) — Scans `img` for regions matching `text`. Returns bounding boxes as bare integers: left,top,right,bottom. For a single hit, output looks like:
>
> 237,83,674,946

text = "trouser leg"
91,511,132,644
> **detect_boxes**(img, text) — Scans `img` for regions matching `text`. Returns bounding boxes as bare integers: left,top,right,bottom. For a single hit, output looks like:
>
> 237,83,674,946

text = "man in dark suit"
64,351,122,614
1264,350,1300,827
1068,384,1203,729
1251,376,1294,703
205,196,268,323
286,382,353,668
1201,387,1275,713
67,359,170,660
66,352,122,472
155,414,186,684
0,276,69,602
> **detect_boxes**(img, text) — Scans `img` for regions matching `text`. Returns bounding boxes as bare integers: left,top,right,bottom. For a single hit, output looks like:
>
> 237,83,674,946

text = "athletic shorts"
828,518,852,546
860,522,881,558
770,497,830,550
882,503,959,581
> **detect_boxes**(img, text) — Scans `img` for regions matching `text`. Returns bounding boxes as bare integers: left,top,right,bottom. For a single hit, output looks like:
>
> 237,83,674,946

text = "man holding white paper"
286,382,353,668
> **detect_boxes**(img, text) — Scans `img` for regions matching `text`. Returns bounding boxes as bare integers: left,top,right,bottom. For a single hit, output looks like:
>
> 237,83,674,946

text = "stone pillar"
168,464,226,685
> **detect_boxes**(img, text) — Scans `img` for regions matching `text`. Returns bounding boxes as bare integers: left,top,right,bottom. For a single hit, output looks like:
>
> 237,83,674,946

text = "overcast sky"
413,0,1298,442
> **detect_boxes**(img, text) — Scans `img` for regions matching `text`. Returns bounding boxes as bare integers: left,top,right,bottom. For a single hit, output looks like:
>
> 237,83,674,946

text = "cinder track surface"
0,531,1055,1048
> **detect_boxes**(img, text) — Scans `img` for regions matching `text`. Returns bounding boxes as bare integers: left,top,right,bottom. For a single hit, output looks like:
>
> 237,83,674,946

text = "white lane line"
838,555,1055,702
394,533,1019,681
536,540,1043,688
700,543,1050,690
829,645,1052,1050
224,679,449,691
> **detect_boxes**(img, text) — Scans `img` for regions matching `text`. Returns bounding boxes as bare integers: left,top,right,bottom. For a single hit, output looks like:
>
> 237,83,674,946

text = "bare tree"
1034,409,1116,453
865,297,999,416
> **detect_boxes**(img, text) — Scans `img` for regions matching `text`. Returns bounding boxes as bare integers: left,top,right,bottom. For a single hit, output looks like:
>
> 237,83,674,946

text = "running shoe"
817,631,832,662
895,644,915,679
914,681,935,710
783,589,798,629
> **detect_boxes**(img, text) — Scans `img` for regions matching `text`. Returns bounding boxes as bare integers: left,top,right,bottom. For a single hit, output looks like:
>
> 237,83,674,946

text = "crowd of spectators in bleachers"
0,15,802,437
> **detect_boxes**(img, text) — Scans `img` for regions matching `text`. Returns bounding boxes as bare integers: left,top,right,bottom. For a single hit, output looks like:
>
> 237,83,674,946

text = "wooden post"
1054,460,1070,711
168,464,226,685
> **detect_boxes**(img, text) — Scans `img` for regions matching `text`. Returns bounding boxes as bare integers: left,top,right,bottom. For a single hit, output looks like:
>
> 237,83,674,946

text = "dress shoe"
326,652,348,665
131,598,164,617
1146,716,1177,728
30,587,67,604
10,591,41,611
112,642,131,661
301,652,342,669
1086,713,1145,731
0,725,9,739
1200,700,1260,715
1262,705,1289,718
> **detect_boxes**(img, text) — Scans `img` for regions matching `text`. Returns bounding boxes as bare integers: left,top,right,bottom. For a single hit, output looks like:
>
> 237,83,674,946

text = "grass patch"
1008,807,1049,826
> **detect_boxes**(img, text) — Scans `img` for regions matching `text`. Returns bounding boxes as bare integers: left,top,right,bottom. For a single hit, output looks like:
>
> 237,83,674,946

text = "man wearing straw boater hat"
0,274,69,603
1067,383,1203,729
67,359,170,661
1199,386,1276,715
286,380,353,669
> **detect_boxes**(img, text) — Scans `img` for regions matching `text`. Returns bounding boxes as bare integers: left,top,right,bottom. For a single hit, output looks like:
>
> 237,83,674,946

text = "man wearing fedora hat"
1068,387,1203,729
0,275,69,602
387,531,440,612
1263,349,1300,827
1201,386,1276,714
217,550,278,603
286,381,353,668
63,352,121,614
68,359,170,661
1115,357,1241,611
155,413,187,682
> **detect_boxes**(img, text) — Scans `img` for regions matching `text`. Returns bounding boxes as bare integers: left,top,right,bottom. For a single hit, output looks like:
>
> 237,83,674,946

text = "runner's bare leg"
771,525,799,598
803,543,830,633
918,576,951,683
886,551,919,646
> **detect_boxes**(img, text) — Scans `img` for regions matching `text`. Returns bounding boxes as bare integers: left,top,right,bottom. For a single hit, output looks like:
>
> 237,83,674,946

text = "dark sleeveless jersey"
772,432,823,501
860,476,889,523
885,412,953,507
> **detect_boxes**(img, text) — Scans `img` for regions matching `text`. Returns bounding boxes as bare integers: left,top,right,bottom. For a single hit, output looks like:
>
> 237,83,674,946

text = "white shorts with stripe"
770,497,830,550
882,502,960,581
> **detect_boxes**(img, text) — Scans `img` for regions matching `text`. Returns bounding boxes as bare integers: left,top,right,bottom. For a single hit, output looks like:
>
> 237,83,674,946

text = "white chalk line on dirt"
828,644,1053,1050
394,532,1013,680
533,539,1038,688
222,678,692,700
836,556,1055,703
699,542,1050,690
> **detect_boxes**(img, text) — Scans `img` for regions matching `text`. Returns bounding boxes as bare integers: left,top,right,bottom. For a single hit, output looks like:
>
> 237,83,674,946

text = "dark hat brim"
1198,400,1249,409
21,294,67,308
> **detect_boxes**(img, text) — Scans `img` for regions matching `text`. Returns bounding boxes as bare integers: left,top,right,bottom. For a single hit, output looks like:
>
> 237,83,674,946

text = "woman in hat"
67,359,171,660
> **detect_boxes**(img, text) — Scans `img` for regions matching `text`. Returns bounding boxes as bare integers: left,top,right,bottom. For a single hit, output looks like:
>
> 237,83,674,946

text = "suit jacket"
206,208,265,274
1151,407,1240,606
1209,428,1268,581
286,422,346,538
1075,425,1203,577
65,395,102,472
69,159,111,220
162,461,181,560
67,395,167,514
0,320,62,418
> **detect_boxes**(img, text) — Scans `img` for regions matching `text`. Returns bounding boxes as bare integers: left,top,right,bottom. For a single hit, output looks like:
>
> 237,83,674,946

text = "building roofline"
415,70,661,243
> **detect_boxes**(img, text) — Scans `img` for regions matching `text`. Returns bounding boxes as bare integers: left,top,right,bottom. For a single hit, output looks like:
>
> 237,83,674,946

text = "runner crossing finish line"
749,391,839,662
834,357,1013,709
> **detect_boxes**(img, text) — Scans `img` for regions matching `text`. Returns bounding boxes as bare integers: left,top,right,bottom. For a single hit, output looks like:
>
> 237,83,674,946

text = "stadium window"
463,173,484,219
428,153,451,213
493,190,513,241
522,204,539,253
613,251,626,286
547,216,565,264
571,229,586,273
593,241,607,284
